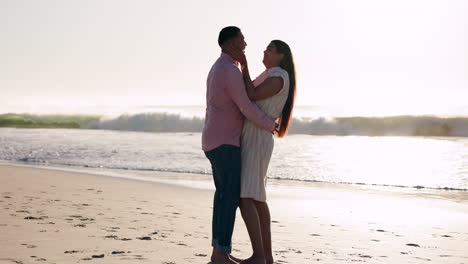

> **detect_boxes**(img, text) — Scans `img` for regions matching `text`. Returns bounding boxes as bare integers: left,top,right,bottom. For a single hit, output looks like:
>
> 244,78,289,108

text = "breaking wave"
83,112,468,137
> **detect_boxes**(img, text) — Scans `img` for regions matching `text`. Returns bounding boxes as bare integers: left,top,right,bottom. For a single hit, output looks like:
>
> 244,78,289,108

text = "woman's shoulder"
267,67,288,79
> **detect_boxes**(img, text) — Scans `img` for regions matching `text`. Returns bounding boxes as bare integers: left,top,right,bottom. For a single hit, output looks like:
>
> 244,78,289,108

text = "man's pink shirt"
202,53,276,152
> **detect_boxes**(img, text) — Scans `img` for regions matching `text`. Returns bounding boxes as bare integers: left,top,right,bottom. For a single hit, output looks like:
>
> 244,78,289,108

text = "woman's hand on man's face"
227,45,247,66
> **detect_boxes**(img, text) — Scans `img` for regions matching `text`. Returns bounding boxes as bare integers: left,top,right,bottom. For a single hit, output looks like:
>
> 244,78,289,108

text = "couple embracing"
202,26,296,264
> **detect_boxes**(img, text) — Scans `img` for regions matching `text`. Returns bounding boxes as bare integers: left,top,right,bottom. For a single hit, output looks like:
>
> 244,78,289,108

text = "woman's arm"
242,63,283,101
227,46,284,101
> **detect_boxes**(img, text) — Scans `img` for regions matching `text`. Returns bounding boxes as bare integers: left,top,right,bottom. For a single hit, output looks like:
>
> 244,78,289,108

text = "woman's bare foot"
239,255,266,264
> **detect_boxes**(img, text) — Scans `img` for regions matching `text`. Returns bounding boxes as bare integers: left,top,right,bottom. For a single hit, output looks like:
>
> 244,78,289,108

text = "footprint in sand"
141,212,153,215
68,215,83,219
406,243,420,247
79,217,95,222
3,259,24,264
30,256,46,261
24,216,43,220
414,257,432,261
21,243,37,248
64,250,80,254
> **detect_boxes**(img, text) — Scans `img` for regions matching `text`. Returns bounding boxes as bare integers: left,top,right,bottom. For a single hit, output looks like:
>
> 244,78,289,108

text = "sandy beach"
1,164,468,264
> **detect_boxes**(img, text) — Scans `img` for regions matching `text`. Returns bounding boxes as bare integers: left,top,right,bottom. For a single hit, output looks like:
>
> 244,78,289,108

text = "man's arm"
225,66,276,132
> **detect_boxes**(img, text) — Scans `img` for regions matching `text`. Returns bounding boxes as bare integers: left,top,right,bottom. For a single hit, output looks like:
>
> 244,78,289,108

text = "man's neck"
221,49,234,58
221,50,238,64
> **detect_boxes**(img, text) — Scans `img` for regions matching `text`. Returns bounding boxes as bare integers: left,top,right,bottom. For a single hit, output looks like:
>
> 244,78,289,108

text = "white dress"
240,66,290,202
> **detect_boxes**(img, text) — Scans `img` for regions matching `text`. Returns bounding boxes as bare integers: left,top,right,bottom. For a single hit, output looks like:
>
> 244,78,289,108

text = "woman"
233,40,296,264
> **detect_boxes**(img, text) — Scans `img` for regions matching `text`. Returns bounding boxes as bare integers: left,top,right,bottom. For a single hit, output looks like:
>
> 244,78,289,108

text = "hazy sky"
1,0,467,115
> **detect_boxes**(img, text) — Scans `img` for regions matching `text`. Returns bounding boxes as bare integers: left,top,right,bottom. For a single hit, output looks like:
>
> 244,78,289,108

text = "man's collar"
221,52,237,65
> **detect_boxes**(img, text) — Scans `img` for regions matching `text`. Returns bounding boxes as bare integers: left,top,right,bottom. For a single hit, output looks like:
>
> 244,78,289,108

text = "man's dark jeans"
204,144,241,254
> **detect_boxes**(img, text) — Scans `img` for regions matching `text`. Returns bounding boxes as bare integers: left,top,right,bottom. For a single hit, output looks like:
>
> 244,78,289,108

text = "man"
202,26,276,264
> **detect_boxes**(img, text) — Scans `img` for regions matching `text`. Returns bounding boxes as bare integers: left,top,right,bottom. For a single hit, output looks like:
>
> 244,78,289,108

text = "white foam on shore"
2,160,467,205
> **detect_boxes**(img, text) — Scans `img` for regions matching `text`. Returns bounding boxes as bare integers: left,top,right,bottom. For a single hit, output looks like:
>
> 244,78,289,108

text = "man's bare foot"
229,254,242,263
210,248,241,263
239,255,266,264
211,253,241,263
213,253,237,264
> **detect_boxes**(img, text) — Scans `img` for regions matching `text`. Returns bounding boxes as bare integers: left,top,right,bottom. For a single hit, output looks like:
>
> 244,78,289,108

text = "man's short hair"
218,26,241,47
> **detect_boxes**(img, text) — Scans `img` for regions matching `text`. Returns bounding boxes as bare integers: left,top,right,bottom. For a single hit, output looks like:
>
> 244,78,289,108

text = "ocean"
1,105,468,193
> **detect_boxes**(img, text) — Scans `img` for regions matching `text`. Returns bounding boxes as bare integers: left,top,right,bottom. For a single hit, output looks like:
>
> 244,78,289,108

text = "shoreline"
1,165,468,263
1,160,467,203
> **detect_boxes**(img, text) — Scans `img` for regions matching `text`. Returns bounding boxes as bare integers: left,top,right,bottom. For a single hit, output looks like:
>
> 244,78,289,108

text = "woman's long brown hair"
272,40,296,137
